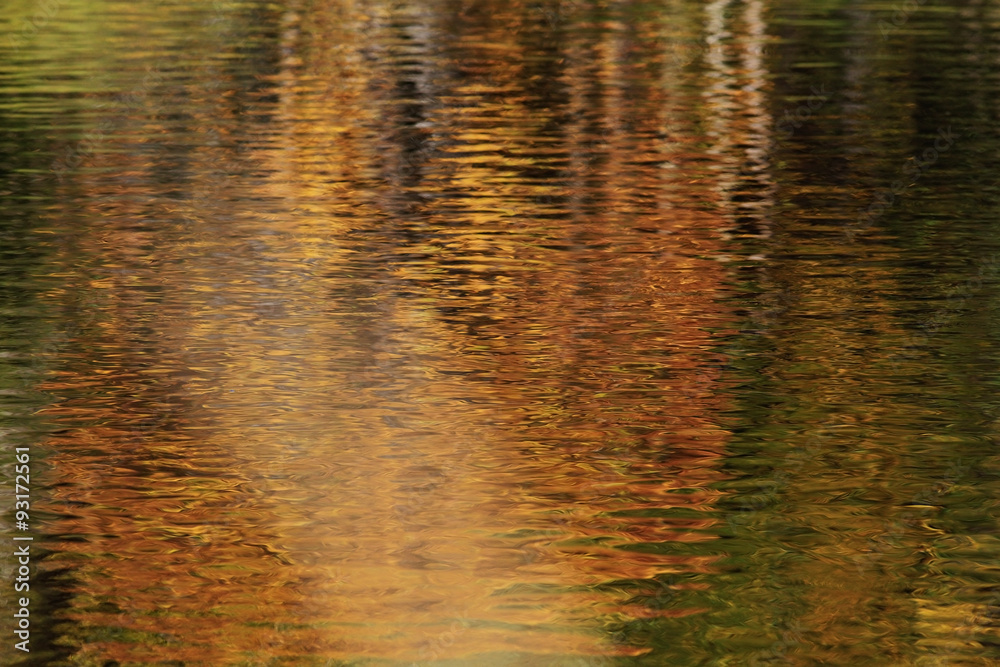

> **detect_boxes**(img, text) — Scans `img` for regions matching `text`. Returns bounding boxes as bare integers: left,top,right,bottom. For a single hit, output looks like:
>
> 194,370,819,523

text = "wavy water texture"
0,0,999,665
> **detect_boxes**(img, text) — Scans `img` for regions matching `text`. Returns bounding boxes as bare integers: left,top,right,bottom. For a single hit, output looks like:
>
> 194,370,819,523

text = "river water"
2,0,1000,665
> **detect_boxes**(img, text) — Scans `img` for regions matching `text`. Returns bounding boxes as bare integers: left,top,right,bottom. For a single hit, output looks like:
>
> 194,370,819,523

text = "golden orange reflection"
36,0,751,663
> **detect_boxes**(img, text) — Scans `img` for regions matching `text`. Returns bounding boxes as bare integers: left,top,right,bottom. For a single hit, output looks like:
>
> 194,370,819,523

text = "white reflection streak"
703,0,735,170
703,0,775,237
741,0,776,235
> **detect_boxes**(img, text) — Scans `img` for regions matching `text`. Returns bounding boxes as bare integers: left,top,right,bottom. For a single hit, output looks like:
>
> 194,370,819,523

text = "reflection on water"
2,0,1000,665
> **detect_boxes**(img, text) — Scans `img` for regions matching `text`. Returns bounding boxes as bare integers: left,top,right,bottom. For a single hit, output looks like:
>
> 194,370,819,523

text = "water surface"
2,0,1000,665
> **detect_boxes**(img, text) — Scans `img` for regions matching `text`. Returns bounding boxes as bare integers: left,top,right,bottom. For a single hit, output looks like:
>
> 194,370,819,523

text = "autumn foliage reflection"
30,0,764,663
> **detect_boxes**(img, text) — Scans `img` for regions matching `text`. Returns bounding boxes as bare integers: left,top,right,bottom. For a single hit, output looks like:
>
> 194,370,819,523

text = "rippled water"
2,0,1000,664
